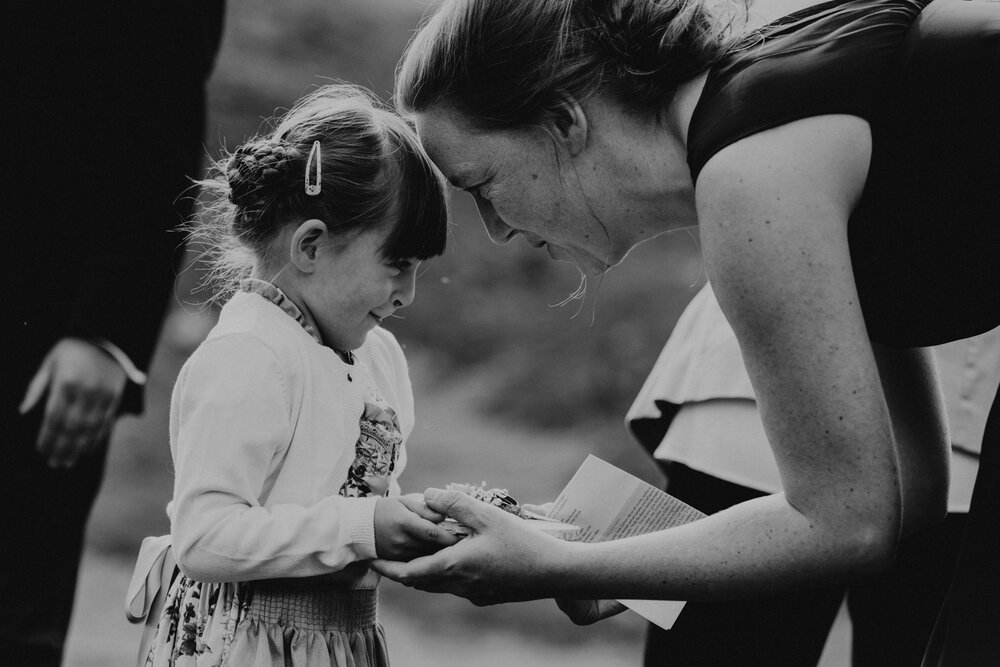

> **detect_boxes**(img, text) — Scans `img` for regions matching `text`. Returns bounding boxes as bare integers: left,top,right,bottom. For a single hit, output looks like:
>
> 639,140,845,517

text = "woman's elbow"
818,494,902,576
903,474,949,536
845,519,899,575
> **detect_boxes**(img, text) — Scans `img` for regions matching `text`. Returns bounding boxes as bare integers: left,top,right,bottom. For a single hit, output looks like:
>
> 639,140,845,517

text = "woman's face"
415,107,618,275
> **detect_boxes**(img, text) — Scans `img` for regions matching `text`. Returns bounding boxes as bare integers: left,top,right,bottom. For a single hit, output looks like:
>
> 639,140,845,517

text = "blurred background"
62,0,717,664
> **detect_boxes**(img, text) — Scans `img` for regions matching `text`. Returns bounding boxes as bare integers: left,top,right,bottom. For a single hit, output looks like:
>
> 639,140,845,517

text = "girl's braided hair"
190,84,449,300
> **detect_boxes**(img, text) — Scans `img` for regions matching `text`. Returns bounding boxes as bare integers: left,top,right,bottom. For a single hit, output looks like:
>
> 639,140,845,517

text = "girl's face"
415,107,619,276
304,223,418,352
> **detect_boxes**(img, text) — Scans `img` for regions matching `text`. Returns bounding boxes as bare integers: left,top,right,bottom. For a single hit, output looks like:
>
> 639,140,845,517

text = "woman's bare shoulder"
693,113,871,334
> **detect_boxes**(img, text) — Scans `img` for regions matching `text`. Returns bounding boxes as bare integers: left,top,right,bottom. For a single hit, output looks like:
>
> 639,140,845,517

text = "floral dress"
141,280,402,667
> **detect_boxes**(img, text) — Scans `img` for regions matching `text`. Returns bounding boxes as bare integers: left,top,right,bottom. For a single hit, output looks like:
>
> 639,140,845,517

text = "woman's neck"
595,76,706,246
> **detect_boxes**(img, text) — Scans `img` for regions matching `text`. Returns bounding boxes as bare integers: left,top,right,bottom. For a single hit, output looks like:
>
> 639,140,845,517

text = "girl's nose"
393,269,417,309
474,195,515,245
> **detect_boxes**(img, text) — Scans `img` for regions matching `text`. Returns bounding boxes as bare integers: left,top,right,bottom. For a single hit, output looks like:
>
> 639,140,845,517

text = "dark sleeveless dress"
686,0,999,663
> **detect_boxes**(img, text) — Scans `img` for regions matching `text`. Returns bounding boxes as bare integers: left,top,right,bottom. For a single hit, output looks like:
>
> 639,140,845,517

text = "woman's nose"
474,195,515,245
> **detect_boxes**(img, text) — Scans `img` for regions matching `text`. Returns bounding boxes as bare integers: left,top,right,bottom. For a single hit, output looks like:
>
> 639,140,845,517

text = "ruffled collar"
239,278,354,363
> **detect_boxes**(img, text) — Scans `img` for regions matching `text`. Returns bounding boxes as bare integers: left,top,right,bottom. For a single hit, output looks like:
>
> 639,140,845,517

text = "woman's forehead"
415,108,494,185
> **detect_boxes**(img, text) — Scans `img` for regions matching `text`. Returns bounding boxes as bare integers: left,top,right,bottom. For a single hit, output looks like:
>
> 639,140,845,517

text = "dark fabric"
848,513,968,667
923,394,1000,666
629,399,681,458
644,464,969,667
644,464,844,666
688,0,1000,348
3,1,226,415
0,3,224,663
0,404,109,667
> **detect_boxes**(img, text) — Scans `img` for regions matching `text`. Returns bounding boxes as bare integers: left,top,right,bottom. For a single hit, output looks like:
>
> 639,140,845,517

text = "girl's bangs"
380,139,449,261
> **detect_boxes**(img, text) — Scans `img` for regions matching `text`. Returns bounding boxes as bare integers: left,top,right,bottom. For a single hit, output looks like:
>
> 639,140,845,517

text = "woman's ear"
288,219,328,273
547,94,588,156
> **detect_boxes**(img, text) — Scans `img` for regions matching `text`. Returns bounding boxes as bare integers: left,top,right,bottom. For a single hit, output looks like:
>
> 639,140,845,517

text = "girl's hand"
374,497,459,561
372,487,571,604
555,599,627,625
397,492,448,523
19,338,127,468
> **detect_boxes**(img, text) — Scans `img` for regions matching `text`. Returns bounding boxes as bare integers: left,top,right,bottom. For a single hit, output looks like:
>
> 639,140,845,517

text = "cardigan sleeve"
170,334,378,583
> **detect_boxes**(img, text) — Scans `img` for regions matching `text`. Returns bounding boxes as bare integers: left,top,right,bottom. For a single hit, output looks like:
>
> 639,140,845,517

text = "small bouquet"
440,482,580,539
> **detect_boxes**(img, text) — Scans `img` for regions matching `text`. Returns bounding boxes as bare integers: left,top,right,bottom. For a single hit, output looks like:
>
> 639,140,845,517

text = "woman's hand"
19,338,127,468
374,496,459,561
555,599,627,625
397,492,448,523
372,487,571,604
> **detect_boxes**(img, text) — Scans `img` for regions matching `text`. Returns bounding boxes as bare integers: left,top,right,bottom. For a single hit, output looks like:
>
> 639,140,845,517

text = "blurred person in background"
2,3,225,664
627,282,996,666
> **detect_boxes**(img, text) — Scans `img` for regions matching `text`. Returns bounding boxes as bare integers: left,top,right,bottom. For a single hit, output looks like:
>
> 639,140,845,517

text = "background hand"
374,496,459,561
19,338,127,468
555,598,627,625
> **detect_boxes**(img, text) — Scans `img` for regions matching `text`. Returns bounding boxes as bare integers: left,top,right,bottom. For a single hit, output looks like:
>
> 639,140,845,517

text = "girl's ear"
288,219,328,273
546,93,588,156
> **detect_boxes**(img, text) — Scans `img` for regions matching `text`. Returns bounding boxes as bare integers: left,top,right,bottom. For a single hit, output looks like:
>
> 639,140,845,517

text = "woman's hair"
396,0,749,129
194,83,448,298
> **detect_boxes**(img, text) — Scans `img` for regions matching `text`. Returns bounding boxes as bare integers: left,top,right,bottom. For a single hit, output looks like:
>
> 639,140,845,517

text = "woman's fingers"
397,492,447,522
371,554,447,592
555,598,627,625
375,498,460,560
409,514,461,548
522,501,555,517
423,487,498,530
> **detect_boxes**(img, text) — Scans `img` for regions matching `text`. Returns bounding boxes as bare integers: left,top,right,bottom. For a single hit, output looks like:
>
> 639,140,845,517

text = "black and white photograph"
3,1,996,665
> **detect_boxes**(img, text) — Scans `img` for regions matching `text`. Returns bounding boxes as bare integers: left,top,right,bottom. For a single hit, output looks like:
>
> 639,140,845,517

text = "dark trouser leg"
643,464,845,667
0,407,108,667
923,391,1000,666
847,513,967,667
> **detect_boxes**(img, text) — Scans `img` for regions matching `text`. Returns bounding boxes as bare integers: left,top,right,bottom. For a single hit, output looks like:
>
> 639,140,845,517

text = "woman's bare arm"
374,114,950,603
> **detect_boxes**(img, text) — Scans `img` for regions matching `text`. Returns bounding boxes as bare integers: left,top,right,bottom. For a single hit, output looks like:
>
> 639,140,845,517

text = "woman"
374,0,999,663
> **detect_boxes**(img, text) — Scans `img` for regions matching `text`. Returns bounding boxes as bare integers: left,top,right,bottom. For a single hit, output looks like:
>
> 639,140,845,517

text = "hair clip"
305,140,322,196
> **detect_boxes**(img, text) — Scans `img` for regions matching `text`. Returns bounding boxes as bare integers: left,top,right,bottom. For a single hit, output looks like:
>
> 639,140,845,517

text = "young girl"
133,84,454,666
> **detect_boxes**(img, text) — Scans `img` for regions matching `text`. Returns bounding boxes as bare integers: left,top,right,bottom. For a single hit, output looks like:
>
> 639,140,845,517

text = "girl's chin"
327,331,366,353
